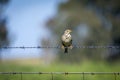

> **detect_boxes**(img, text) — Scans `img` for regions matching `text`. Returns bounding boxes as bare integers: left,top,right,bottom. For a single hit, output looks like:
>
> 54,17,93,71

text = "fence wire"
0,72,120,74
0,45,120,49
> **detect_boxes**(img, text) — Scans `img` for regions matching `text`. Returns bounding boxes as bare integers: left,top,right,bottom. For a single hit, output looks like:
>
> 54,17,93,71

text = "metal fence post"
21,72,22,80
83,72,84,80
51,72,53,80
114,73,116,80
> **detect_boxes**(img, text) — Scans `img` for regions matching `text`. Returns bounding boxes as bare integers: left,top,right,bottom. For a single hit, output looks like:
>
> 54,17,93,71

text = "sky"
2,0,59,59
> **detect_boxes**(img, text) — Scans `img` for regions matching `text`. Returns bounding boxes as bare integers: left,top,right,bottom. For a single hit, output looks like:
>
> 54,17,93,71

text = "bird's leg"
69,45,73,49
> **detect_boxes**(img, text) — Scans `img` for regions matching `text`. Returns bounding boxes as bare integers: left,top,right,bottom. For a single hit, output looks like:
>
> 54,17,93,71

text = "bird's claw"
69,45,73,49
61,45,64,49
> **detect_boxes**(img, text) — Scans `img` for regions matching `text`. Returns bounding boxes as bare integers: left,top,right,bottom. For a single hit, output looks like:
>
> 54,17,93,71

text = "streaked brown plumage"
61,29,72,53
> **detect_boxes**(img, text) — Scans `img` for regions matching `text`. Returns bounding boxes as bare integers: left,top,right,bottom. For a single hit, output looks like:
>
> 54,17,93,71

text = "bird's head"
64,29,72,34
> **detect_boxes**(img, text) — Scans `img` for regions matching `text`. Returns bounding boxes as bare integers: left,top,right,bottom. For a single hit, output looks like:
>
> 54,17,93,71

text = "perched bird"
61,29,72,53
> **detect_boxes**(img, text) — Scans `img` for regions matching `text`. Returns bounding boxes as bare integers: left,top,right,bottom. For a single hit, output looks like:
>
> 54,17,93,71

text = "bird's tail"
64,47,68,53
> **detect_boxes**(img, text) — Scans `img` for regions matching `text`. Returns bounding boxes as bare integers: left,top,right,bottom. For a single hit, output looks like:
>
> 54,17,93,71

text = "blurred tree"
0,0,10,61
45,0,120,63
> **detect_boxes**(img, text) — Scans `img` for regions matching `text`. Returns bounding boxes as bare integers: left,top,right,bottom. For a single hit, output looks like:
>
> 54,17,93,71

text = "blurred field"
0,58,120,80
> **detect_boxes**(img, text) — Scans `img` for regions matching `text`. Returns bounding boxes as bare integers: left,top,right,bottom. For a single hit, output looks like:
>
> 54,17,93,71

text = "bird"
61,29,72,53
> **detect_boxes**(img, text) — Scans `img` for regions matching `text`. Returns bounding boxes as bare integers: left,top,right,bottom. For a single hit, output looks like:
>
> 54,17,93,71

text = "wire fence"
0,72,120,80
0,43,120,80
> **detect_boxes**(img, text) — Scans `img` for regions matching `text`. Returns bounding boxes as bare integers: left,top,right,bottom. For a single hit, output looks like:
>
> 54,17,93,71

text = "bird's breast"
62,34,72,43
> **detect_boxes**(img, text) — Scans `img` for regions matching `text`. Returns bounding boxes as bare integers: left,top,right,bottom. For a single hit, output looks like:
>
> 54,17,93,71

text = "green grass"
0,60,120,80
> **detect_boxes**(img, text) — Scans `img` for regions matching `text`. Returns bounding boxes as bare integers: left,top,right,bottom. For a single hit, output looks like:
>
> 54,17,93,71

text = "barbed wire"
0,72,119,75
0,72,119,80
0,45,120,49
